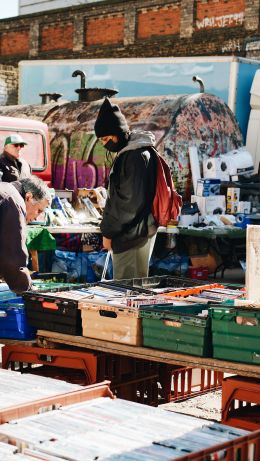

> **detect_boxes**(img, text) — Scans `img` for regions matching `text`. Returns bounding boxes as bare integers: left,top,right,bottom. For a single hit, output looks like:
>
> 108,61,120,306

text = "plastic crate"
140,305,212,357
23,283,141,336
0,292,23,303
31,281,84,291
0,304,36,340
31,272,68,282
110,275,212,290
210,305,260,364
23,290,84,335
80,302,142,345
158,365,223,403
222,376,260,431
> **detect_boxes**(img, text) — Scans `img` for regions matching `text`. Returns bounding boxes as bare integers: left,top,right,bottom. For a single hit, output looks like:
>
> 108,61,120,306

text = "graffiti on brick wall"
196,12,244,30
222,39,241,54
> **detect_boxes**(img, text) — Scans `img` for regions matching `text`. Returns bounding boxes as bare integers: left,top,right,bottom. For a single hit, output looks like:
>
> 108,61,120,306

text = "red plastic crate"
222,376,260,431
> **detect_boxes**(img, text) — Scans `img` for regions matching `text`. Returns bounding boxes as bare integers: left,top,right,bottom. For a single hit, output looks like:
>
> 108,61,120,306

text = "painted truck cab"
0,115,51,184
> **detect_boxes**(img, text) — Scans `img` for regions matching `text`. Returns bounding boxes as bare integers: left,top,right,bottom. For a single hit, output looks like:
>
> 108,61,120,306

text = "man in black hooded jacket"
94,97,157,279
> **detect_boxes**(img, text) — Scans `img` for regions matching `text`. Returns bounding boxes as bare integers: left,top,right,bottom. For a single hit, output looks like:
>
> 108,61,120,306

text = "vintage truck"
0,115,52,184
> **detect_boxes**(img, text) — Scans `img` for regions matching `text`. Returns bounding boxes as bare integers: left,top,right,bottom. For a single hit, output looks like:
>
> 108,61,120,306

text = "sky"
0,0,18,19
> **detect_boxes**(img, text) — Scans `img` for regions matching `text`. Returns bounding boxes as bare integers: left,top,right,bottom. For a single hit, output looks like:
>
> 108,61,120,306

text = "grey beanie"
94,97,129,138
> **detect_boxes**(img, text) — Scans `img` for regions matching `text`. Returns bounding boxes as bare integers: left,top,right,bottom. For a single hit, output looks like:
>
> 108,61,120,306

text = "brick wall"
85,14,125,46
0,0,258,64
196,0,245,30
40,22,74,51
0,65,18,105
137,4,180,39
0,30,30,56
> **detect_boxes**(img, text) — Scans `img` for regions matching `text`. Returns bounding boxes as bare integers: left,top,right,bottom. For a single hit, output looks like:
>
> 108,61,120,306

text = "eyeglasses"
13,144,24,148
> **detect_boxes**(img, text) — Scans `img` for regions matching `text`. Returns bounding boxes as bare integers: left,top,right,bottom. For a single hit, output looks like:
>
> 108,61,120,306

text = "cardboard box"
237,201,251,214
227,187,240,201
196,179,221,197
203,157,230,181
190,251,221,274
191,195,226,215
226,201,238,214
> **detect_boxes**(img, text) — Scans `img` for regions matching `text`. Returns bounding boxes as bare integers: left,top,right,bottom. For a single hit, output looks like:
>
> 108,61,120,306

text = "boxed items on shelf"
196,178,221,196
191,194,226,215
203,156,230,181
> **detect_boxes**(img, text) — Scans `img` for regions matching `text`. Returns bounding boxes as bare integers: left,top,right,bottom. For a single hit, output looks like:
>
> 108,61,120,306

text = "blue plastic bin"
0,304,36,340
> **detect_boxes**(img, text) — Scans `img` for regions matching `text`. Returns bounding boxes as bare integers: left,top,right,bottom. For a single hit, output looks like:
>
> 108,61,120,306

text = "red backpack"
151,148,182,227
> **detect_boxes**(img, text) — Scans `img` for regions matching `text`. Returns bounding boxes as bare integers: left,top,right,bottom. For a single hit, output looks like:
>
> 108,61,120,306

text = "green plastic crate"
140,305,211,357
210,306,260,364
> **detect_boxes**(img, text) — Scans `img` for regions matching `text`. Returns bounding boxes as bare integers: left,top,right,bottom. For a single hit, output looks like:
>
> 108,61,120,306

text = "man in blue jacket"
94,97,157,279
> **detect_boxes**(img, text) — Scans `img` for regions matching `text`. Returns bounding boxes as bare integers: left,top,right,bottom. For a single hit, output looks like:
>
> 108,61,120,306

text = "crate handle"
99,310,117,318
236,316,258,326
38,354,55,363
253,352,260,362
42,301,59,310
163,320,182,328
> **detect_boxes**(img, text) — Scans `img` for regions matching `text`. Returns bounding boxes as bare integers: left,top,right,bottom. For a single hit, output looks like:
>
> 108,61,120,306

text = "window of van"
0,130,46,171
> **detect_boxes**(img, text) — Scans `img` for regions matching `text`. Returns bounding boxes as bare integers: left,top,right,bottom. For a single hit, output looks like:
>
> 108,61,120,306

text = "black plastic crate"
23,288,90,335
106,275,211,292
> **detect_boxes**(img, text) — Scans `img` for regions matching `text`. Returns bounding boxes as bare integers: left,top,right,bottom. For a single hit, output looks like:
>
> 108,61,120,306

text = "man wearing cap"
94,97,157,279
0,134,31,183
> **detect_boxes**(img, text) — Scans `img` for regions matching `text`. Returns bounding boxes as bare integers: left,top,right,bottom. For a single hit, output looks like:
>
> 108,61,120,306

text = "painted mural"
0,93,243,199
42,94,243,198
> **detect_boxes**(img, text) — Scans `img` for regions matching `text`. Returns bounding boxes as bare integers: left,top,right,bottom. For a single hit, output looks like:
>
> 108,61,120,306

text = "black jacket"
0,151,31,183
0,181,32,293
100,130,157,253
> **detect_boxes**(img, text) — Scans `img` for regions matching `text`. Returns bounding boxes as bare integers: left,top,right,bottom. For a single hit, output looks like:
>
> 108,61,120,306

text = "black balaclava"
94,97,129,152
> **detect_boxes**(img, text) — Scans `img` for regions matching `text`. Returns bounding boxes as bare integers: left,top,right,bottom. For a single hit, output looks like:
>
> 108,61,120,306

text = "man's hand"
103,237,112,250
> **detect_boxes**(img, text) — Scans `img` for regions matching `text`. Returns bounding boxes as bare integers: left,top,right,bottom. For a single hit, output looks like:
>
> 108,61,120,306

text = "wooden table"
37,330,260,379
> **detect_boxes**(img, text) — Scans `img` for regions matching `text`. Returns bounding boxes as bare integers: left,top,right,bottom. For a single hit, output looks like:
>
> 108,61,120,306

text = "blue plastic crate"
0,283,10,292
0,297,24,305
0,291,23,303
0,304,36,340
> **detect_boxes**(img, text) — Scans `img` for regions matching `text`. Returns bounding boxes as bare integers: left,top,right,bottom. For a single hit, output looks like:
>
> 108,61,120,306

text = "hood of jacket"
118,130,156,155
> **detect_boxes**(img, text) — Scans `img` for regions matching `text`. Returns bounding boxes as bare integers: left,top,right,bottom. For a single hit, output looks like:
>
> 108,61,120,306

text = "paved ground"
161,390,222,421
